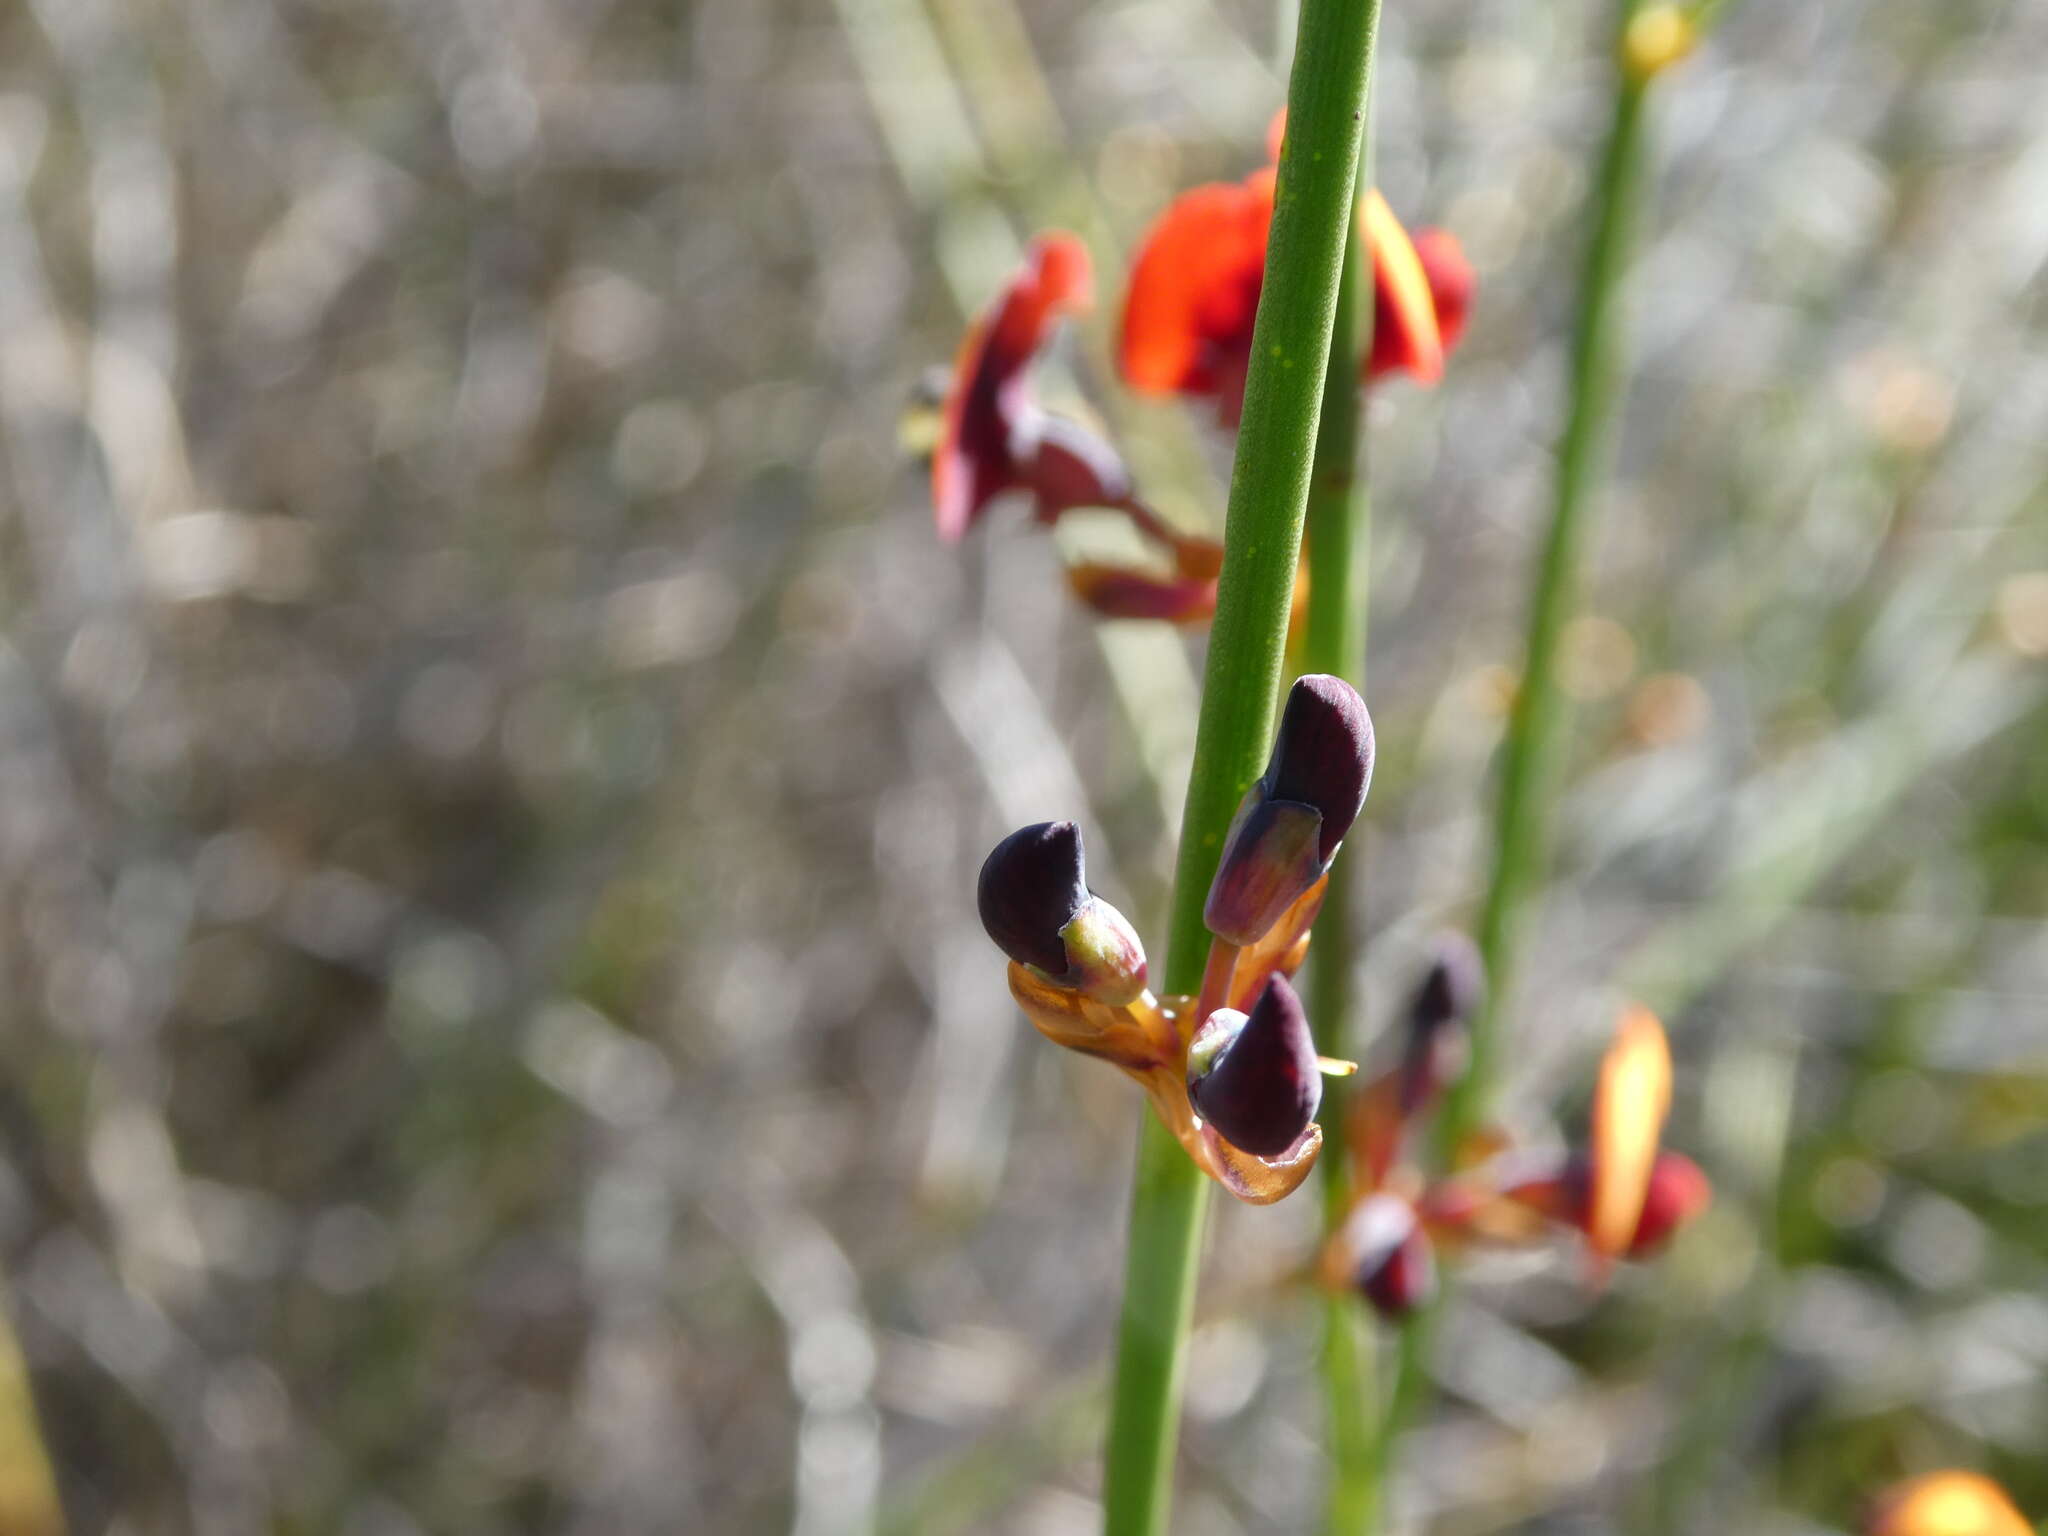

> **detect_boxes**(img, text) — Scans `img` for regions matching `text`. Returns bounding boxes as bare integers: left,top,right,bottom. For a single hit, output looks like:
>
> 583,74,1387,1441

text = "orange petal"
1588,1005,1673,1258
1118,178,1273,400
1265,107,1288,163
1361,192,1444,385
1067,562,1218,624
1869,1472,2032,1536
934,233,1094,542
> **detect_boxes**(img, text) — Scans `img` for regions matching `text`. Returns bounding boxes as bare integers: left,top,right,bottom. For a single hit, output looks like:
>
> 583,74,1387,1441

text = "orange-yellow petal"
1588,1005,1673,1257
1869,1473,2032,1536
1362,191,1444,384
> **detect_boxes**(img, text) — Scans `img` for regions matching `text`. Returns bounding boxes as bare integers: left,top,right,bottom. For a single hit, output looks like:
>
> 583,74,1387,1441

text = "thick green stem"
1099,1,1381,1529
1303,146,1376,1536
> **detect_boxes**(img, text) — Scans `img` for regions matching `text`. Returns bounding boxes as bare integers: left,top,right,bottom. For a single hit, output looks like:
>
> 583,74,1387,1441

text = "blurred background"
0,0,2044,1531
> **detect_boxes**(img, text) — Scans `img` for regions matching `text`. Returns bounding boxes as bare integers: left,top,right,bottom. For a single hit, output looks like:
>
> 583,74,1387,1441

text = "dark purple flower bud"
1398,932,1484,1116
1263,674,1375,861
1203,675,1374,945
1340,1194,1438,1317
1186,975,1321,1156
1408,931,1485,1032
977,821,1147,1004
978,822,1085,975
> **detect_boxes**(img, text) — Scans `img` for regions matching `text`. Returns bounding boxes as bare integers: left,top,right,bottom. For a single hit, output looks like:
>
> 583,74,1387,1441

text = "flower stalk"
1098,0,1383,1527
1440,50,1650,1166
1385,0,1669,1505
1301,126,1378,1536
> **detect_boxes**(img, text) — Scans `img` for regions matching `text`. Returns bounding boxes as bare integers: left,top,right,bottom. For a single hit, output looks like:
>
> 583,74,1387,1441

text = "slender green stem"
1099,2,1381,1529
1383,4,1655,1509
1301,128,1377,1536
1439,37,1649,1174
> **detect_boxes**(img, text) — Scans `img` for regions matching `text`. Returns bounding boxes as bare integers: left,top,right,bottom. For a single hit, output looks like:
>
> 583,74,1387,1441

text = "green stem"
1302,134,1376,1536
1099,0,1381,1529
1440,32,1649,1172
1388,3,1654,1507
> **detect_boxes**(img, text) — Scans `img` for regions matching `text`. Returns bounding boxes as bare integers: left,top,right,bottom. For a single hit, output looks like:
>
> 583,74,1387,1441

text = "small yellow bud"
1621,4,1697,84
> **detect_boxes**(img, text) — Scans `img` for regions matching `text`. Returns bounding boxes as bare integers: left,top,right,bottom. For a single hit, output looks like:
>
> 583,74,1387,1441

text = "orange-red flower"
1325,983,1709,1317
1868,1472,2031,1536
1118,142,1473,424
929,232,1229,620
933,233,1145,542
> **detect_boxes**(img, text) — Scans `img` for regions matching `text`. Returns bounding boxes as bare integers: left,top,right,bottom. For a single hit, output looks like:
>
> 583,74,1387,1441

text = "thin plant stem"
1383,1,1656,1508
1442,55,1648,1163
1301,133,1376,1536
1099,0,1382,1527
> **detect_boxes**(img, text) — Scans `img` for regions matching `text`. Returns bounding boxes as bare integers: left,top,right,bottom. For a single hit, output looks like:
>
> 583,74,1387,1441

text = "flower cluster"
921,121,1472,625
1120,114,1473,425
977,675,1374,1203
1321,963,1711,1315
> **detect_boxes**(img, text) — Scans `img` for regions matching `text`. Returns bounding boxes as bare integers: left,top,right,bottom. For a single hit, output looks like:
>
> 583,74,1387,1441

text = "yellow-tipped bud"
1621,4,1697,84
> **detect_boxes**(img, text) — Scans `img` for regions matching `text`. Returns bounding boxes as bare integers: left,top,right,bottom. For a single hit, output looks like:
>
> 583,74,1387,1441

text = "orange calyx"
1587,1004,1673,1258
1362,191,1444,384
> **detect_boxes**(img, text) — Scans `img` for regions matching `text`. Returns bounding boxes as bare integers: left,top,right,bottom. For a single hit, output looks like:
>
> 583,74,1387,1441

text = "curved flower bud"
1337,1193,1438,1317
1867,1473,2031,1536
1398,932,1485,1116
1621,3,1697,85
977,821,1147,1005
1187,975,1320,1156
1205,675,1374,944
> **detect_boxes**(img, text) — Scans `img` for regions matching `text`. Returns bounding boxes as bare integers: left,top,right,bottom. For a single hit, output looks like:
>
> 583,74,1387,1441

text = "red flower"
1118,150,1472,424
933,233,1143,543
